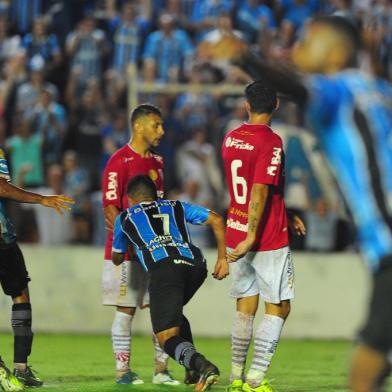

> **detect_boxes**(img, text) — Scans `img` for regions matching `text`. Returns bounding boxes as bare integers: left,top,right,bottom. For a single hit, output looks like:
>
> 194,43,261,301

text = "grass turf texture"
0,334,387,391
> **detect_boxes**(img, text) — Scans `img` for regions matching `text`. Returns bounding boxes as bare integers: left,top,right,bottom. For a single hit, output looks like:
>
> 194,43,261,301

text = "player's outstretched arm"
236,50,308,104
227,183,270,263
0,178,74,214
204,211,229,280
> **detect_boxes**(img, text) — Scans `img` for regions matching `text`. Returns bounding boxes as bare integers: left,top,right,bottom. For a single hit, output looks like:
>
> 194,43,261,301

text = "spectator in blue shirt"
236,0,277,43
22,17,61,69
106,1,149,107
66,15,109,89
281,0,319,31
9,0,42,34
108,1,150,74
190,0,234,41
143,13,194,82
30,88,67,165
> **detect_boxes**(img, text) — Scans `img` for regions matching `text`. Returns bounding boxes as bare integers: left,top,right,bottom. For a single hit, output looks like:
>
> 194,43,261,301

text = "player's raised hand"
212,258,229,280
40,195,75,215
288,214,306,236
227,238,254,263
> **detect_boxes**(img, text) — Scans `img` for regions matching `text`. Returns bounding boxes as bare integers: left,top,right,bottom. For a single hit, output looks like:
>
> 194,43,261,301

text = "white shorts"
230,246,294,304
102,260,150,307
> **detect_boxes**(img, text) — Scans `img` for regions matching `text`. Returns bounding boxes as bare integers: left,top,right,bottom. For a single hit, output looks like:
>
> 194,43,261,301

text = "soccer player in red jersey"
102,103,179,385
222,82,305,392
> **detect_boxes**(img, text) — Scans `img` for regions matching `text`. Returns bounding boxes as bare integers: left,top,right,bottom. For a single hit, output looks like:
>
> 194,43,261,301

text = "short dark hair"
127,175,157,200
245,81,277,114
130,104,162,126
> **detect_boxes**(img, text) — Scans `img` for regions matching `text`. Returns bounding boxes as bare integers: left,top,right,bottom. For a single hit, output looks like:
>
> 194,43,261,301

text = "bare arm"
104,204,120,231
0,178,74,214
204,210,229,280
227,183,271,262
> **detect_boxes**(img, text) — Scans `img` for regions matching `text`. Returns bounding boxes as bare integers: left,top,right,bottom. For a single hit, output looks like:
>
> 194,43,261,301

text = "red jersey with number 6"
102,144,164,260
222,123,288,251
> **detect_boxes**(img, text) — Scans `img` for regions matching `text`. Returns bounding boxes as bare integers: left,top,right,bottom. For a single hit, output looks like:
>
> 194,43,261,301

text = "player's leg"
111,305,139,383
142,268,179,385
349,262,392,392
102,260,142,384
227,253,259,391
0,245,24,392
349,344,388,392
152,261,218,390
1,243,42,387
243,247,294,391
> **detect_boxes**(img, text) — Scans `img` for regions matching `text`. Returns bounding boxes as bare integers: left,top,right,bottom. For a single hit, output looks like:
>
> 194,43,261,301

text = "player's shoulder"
105,145,132,167
108,145,128,160
150,151,164,165
267,127,283,145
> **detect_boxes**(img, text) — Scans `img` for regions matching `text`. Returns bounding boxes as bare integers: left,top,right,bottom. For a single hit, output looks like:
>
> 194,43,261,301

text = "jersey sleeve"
0,146,10,180
253,136,283,186
305,75,341,125
112,214,128,253
181,202,210,225
102,156,123,208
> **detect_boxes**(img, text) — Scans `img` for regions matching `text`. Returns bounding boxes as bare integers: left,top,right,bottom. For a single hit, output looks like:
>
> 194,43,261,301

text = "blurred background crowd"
0,0,390,250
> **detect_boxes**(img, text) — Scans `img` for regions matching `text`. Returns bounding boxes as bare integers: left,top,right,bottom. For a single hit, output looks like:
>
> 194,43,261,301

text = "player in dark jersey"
112,175,229,392
235,15,392,392
0,145,73,391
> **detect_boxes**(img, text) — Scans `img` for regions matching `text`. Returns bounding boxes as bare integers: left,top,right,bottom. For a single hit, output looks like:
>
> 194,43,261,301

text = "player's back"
306,70,392,269
222,123,288,251
117,199,208,271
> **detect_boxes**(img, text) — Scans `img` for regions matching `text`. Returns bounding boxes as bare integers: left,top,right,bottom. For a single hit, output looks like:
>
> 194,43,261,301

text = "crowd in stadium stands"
0,0,390,247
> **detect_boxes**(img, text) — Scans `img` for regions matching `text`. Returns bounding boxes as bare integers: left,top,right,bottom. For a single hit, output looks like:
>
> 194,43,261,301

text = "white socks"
230,311,255,382
111,311,133,372
246,314,285,387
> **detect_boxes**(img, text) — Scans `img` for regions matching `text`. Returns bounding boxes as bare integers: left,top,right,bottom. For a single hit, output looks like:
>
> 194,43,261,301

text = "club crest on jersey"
149,169,158,181
225,137,254,151
106,172,118,200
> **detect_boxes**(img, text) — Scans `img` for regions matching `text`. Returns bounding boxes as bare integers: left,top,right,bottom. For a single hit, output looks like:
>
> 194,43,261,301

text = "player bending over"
112,175,229,391
236,15,392,392
0,145,74,391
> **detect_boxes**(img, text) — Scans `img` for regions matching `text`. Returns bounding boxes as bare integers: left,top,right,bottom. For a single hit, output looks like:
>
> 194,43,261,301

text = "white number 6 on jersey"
231,160,247,205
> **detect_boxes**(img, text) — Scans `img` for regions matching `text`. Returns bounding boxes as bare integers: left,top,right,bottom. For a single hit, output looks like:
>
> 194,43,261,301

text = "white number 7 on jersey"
231,159,247,205
152,213,170,235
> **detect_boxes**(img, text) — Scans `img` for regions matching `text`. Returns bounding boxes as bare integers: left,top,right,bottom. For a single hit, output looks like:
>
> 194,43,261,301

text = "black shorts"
360,256,392,353
0,242,30,297
149,258,207,334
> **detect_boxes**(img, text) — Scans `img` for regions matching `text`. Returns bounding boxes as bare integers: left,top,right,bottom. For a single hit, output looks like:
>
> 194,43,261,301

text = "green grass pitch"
0,334,390,391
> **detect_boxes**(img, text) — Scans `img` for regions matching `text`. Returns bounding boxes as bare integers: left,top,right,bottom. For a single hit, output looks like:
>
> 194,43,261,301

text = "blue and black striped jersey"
112,199,210,271
306,70,392,271
0,145,16,245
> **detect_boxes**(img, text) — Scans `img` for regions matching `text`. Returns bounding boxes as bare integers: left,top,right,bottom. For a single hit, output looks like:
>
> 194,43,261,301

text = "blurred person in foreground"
112,175,229,392
237,15,392,392
102,104,179,386
222,81,305,392
0,145,73,391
